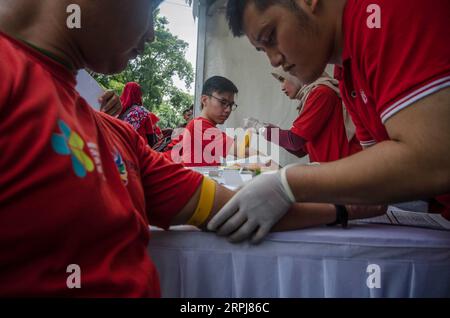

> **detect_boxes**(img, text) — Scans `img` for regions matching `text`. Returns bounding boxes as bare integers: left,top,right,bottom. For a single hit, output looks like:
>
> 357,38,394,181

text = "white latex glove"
243,117,266,131
207,168,296,244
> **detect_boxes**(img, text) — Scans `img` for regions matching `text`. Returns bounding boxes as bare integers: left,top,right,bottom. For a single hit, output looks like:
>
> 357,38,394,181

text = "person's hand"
243,117,265,131
262,123,279,141
207,169,296,244
99,90,122,117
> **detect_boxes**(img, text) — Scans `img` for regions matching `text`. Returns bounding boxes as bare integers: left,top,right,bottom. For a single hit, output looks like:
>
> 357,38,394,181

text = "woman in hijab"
247,70,361,163
119,82,161,147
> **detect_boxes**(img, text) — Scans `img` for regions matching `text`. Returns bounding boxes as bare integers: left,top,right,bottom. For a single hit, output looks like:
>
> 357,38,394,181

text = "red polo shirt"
0,31,202,297
337,0,450,217
166,117,234,167
290,85,361,163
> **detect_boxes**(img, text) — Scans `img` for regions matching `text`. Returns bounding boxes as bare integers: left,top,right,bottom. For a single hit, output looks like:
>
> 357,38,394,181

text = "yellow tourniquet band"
187,177,216,227
244,129,252,147
238,129,252,157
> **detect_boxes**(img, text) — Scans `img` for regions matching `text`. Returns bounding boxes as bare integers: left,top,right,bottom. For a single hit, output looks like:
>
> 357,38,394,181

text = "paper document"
224,155,272,167
188,166,251,191
222,169,244,187
75,69,104,111
352,206,450,231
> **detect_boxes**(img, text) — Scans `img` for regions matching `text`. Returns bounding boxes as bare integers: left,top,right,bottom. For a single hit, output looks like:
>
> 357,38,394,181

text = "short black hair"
226,0,297,37
202,76,239,96
183,105,193,115
152,0,164,12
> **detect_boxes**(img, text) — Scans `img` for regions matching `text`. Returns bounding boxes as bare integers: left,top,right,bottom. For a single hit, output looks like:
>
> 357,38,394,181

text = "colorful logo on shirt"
113,149,128,186
51,120,95,178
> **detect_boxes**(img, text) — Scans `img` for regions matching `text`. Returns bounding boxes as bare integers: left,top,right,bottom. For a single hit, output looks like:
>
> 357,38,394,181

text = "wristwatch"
327,205,349,228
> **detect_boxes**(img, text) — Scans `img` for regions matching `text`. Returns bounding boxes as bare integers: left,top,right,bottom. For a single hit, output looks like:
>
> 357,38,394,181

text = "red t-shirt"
0,32,202,297
337,0,450,217
290,85,361,163
94,111,202,230
164,128,184,154
166,117,234,167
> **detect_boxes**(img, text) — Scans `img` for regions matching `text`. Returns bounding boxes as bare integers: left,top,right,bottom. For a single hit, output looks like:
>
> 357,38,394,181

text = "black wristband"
327,205,349,228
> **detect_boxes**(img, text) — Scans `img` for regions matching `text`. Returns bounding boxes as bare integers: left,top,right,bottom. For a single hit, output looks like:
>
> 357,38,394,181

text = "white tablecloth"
148,224,450,298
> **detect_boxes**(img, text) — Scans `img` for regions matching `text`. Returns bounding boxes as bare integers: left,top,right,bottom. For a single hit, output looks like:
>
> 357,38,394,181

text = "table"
148,224,450,298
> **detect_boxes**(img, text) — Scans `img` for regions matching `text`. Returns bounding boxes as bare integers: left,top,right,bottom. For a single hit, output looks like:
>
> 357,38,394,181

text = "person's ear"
298,0,319,14
310,0,319,13
201,95,209,109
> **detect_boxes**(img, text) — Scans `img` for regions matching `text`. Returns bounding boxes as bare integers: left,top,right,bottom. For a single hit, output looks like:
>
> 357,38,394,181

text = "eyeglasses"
207,95,238,111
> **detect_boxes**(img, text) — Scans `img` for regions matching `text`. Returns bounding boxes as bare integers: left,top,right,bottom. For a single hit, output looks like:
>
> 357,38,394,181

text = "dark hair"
152,0,164,11
226,0,298,37
202,76,239,96
183,105,193,115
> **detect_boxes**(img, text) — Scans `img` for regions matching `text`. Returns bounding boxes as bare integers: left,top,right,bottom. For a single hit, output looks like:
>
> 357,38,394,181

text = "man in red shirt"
208,0,450,242
0,0,236,297
165,76,238,166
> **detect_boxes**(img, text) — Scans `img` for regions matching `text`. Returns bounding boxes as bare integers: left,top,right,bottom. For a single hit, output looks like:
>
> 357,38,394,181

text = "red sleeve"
336,67,374,147
0,39,13,110
134,131,203,229
291,85,339,141
344,102,375,147
222,132,234,157
181,120,195,165
353,0,450,124
165,130,183,152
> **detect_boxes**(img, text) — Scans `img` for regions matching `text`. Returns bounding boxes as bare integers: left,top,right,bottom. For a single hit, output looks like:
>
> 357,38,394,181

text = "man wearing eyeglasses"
165,76,240,166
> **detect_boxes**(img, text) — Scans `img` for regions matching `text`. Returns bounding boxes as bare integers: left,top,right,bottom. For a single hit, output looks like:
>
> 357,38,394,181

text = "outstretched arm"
207,89,450,243
264,126,307,158
288,88,450,205
174,179,385,242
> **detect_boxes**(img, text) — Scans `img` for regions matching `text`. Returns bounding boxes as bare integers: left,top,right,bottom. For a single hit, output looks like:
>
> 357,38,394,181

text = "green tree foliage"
156,89,194,128
92,11,194,128
169,89,194,113
157,102,184,129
